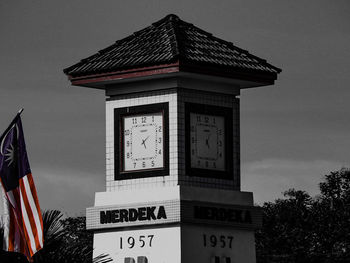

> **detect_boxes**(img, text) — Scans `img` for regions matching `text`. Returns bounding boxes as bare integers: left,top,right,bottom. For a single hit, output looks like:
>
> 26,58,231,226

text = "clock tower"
64,14,281,263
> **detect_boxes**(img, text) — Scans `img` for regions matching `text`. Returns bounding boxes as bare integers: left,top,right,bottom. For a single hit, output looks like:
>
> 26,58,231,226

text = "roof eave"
179,62,278,87
67,62,180,88
66,61,278,89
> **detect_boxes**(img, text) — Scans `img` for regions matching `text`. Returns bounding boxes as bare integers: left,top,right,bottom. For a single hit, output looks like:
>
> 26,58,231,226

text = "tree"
256,189,314,263
311,169,350,261
256,168,350,263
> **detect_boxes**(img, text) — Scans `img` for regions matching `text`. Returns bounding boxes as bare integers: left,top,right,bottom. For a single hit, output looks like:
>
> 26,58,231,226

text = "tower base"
87,186,261,263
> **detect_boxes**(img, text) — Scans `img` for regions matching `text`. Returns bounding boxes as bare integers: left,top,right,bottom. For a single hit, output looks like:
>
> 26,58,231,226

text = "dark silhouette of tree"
311,169,350,262
256,168,350,263
256,189,314,262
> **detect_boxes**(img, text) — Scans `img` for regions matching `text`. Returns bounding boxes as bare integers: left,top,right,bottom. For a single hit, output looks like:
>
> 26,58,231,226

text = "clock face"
190,113,225,171
122,112,164,172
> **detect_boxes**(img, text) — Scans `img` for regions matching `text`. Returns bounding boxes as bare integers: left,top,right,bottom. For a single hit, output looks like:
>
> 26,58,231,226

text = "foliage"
256,168,350,263
0,210,111,263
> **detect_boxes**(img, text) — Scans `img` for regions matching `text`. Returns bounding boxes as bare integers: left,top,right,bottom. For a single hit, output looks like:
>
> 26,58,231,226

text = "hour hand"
141,136,150,149
205,134,211,149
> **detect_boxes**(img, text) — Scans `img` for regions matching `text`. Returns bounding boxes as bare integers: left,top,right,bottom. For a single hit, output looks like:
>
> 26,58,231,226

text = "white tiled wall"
106,89,179,191
105,87,240,192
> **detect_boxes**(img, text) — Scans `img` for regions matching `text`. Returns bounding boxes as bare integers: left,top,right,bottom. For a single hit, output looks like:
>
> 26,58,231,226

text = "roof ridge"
166,16,180,59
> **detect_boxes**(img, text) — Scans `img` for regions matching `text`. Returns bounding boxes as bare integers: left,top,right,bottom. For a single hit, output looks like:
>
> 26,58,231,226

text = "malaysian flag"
0,112,44,261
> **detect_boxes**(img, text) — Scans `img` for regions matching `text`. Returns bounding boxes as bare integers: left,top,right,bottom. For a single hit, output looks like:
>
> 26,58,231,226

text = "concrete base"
89,186,260,263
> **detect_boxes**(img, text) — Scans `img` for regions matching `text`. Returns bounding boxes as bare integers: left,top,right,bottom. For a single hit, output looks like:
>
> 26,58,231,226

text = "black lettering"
157,206,167,219
137,256,148,263
244,211,252,224
147,207,157,220
235,210,243,223
138,207,147,221
218,208,226,221
205,207,212,219
100,211,111,224
120,209,129,222
129,208,138,221
124,257,135,263
111,210,120,223
211,207,218,220
228,209,235,222
193,206,253,224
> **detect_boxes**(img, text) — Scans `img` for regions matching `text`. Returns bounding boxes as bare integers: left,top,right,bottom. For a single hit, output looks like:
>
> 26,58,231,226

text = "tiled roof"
63,14,281,79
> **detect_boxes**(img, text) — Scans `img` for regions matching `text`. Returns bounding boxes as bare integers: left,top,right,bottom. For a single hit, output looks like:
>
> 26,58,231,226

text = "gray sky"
0,1,349,215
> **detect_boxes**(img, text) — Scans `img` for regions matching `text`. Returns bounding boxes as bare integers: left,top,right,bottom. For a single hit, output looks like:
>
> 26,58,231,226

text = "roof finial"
166,14,179,21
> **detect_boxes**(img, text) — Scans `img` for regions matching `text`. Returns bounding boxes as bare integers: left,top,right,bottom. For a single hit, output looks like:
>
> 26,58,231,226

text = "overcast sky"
0,1,349,215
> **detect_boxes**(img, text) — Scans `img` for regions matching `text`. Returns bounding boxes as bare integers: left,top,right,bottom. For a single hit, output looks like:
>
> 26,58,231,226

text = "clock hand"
206,134,211,149
141,139,146,149
141,135,150,149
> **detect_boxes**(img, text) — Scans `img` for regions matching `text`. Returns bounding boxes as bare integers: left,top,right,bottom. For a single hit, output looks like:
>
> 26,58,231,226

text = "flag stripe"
14,222,20,252
19,190,36,256
3,214,9,251
21,214,34,258
25,174,43,246
22,174,43,247
8,209,15,251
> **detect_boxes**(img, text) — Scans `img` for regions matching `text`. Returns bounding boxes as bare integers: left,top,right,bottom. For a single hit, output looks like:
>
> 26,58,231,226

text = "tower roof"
64,14,281,86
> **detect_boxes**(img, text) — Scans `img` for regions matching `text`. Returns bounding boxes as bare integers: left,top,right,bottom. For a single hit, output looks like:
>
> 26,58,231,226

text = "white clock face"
190,113,225,171
123,112,164,172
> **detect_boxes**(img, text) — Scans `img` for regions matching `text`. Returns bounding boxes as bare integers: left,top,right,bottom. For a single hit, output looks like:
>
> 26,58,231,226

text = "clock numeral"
197,160,201,165
218,141,222,147
191,149,195,155
218,129,222,135
219,152,222,158
151,161,155,167
132,118,137,124
142,162,146,168
191,126,195,132
213,162,216,168
142,117,147,123
197,116,201,122
126,152,130,159
158,149,161,155
158,126,162,132
191,137,195,143
124,130,130,135
204,117,209,123
152,116,155,122
133,162,137,168
158,137,162,143
126,141,130,147
205,161,208,168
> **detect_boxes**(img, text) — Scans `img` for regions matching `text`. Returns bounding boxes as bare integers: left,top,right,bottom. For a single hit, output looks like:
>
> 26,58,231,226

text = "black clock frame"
185,103,233,180
114,103,169,180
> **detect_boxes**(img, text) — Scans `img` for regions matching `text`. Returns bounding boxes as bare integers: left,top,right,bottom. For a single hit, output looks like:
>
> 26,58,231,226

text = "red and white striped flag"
0,113,44,261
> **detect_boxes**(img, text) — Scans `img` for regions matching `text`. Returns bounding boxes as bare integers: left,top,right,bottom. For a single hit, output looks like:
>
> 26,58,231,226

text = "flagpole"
0,108,24,143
